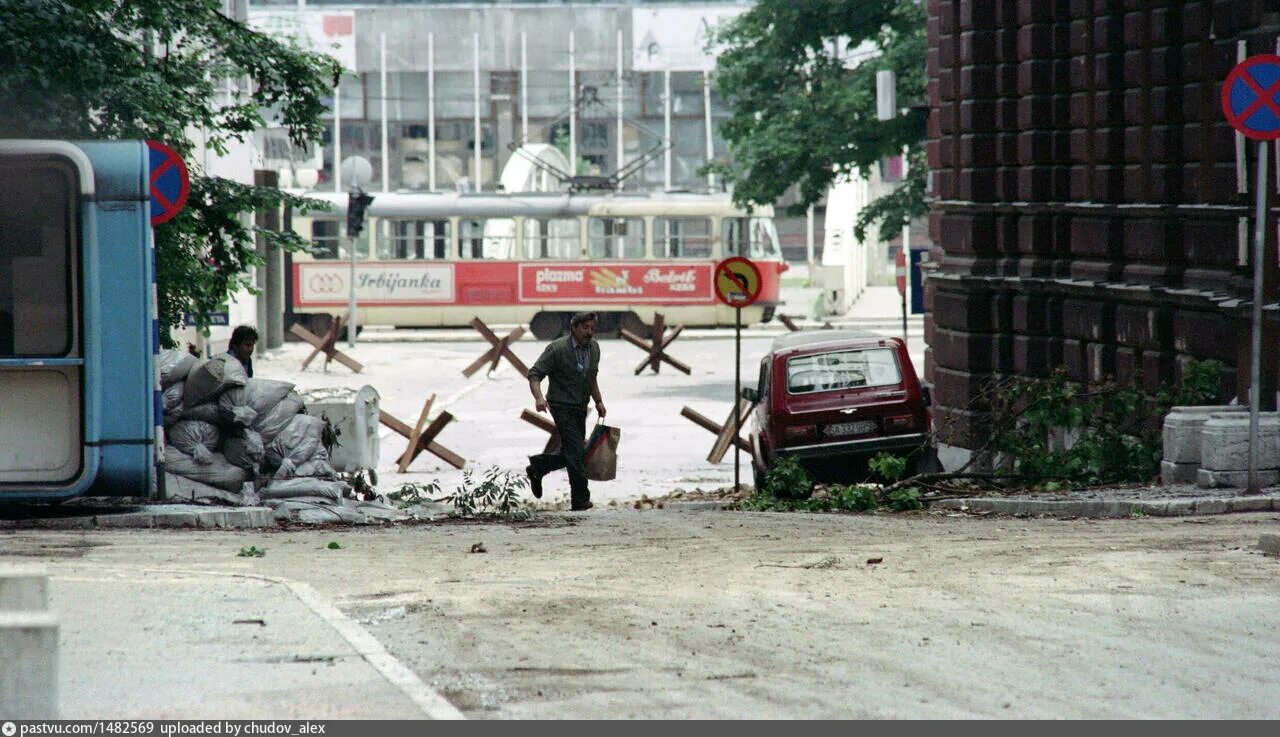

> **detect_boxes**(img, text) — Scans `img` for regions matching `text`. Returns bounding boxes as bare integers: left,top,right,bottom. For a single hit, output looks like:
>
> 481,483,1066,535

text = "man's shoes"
526,465,542,499
570,501,593,511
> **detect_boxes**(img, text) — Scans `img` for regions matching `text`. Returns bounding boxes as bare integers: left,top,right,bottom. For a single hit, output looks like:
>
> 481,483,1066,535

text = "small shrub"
868,452,909,482
828,484,879,512
387,480,442,508
763,456,814,500
887,487,924,511
237,545,265,558
436,466,532,520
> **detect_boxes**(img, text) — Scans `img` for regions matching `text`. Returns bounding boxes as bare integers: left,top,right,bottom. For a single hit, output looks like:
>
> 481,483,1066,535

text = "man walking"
527,312,606,511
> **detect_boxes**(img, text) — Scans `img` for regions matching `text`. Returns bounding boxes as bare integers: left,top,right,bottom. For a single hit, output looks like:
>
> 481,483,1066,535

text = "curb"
929,494,1280,518
24,506,274,530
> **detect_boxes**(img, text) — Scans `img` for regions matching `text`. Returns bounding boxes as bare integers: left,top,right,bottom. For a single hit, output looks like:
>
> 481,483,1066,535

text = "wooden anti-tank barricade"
379,392,466,472
620,313,691,375
778,314,834,332
463,317,530,378
520,407,596,454
680,398,755,464
288,314,364,373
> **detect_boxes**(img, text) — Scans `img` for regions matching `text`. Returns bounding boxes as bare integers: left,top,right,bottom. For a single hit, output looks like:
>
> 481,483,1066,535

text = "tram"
286,191,787,339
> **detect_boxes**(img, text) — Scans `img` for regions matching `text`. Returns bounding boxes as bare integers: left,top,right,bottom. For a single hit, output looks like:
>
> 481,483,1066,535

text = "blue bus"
0,140,161,501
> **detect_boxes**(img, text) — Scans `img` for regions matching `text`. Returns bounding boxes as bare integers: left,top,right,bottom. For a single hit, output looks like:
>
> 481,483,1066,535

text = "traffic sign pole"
1248,140,1267,494
1221,54,1280,494
735,305,742,494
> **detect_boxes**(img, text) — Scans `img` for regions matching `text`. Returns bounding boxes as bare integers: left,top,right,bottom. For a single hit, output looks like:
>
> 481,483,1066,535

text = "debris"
232,619,266,626
327,541,342,550
237,546,265,558
469,542,487,554
866,557,884,566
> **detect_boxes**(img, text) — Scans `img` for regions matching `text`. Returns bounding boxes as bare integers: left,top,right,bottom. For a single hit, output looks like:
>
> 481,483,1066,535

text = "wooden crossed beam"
379,393,466,471
680,398,755,464
778,314,834,332
520,407,595,454
620,313,691,375
463,317,530,378
288,314,364,373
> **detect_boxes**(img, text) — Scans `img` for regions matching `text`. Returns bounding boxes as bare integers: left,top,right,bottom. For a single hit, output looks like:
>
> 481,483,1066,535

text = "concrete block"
1196,468,1280,489
1200,413,1280,472
0,573,47,611
0,571,56,719
1162,405,1245,464
1161,459,1198,484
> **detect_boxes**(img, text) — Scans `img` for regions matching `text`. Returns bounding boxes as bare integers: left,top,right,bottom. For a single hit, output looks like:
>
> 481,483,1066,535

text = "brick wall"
927,0,1280,451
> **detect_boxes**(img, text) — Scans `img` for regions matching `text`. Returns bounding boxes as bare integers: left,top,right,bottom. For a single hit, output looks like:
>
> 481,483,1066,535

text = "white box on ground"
303,385,380,474
1161,405,1246,483
0,569,57,719
1197,412,1280,488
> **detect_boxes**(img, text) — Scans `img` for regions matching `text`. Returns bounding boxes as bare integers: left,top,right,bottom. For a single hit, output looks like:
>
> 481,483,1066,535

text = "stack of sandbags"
158,349,197,427
259,414,347,501
160,353,252,492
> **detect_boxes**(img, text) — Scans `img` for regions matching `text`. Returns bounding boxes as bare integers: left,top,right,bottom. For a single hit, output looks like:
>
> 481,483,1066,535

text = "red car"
743,331,933,486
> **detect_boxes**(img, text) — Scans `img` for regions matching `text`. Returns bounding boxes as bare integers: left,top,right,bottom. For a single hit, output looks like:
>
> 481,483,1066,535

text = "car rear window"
785,348,901,394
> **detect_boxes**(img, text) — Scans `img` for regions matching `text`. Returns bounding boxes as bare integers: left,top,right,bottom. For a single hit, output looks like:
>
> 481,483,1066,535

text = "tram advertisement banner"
519,263,713,303
295,262,455,306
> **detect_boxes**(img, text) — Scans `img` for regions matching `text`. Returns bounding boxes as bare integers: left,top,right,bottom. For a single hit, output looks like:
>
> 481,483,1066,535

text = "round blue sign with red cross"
1222,54,1280,141
146,139,191,225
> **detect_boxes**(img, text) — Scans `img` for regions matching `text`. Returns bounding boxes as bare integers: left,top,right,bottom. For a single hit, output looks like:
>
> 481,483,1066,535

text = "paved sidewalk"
3,560,464,719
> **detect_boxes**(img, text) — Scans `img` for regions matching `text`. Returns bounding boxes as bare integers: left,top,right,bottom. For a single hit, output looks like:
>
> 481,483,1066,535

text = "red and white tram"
286,191,787,339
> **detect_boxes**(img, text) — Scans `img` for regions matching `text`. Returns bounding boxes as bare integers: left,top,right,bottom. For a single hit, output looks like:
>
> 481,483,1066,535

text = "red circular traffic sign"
714,256,763,307
146,139,191,225
895,249,907,297
1221,54,1280,141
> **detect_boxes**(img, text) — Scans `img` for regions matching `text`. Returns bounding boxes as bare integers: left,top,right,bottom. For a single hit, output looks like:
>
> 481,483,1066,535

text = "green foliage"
387,480,442,508
0,0,340,344
868,451,908,482
237,545,265,557
829,483,879,512
762,456,814,500
326,541,342,550
745,480,904,513
984,360,1225,486
709,0,926,230
435,467,532,520
886,486,924,511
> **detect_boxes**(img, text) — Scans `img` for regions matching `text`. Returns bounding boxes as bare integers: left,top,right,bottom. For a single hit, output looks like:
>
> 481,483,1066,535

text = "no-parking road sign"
1221,54,1280,141
146,139,190,225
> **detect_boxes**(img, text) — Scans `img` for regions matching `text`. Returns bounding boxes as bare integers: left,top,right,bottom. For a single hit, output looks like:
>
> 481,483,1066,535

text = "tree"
710,0,927,240
0,0,340,343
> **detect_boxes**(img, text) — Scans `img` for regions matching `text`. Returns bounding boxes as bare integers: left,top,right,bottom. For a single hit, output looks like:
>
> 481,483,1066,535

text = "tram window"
459,218,516,260
654,217,712,258
523,218,581,260
384,219,450,260
310,220,340,259
722,217,781,259
0,161,75,356
588,217,644,259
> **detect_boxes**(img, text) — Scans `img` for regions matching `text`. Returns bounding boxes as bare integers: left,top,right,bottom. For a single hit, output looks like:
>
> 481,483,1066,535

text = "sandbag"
158,349,197,388
253,390,306,443
183,355,248,408
218,379,296,429
162,447,248,492
264,413,324,470
162,383,185,427
259,477,349,501
294,447,335,478
179,402,221,425
166,420,221,465
223,429,265,472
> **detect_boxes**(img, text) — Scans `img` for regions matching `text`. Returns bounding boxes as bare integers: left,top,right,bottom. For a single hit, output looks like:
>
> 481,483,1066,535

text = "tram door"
0,141,159,501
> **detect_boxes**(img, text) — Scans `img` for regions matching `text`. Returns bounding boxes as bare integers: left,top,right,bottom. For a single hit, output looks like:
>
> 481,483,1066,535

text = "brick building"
925,1,1280,464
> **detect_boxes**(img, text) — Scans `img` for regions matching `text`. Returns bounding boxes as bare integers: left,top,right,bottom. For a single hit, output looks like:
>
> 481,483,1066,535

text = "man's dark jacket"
527,334,599,409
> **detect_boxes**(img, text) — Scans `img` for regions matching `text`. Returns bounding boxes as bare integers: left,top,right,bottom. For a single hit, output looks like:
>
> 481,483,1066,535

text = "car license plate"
824,420,876,437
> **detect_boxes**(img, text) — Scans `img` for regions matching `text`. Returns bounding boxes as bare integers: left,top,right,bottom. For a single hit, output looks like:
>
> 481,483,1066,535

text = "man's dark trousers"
529,404,589,507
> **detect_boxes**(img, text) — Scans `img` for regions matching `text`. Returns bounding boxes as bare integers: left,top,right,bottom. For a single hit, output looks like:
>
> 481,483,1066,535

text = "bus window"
0,161,75,356
722,217,781,259
311,220,341,259
588,217,644,259
460,218,516,260
384,219,450,260
523,217,581,259
654,217,712,259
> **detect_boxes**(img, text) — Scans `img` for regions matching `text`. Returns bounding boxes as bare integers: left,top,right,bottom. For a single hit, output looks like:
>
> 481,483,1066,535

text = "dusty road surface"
4,508,1279,719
